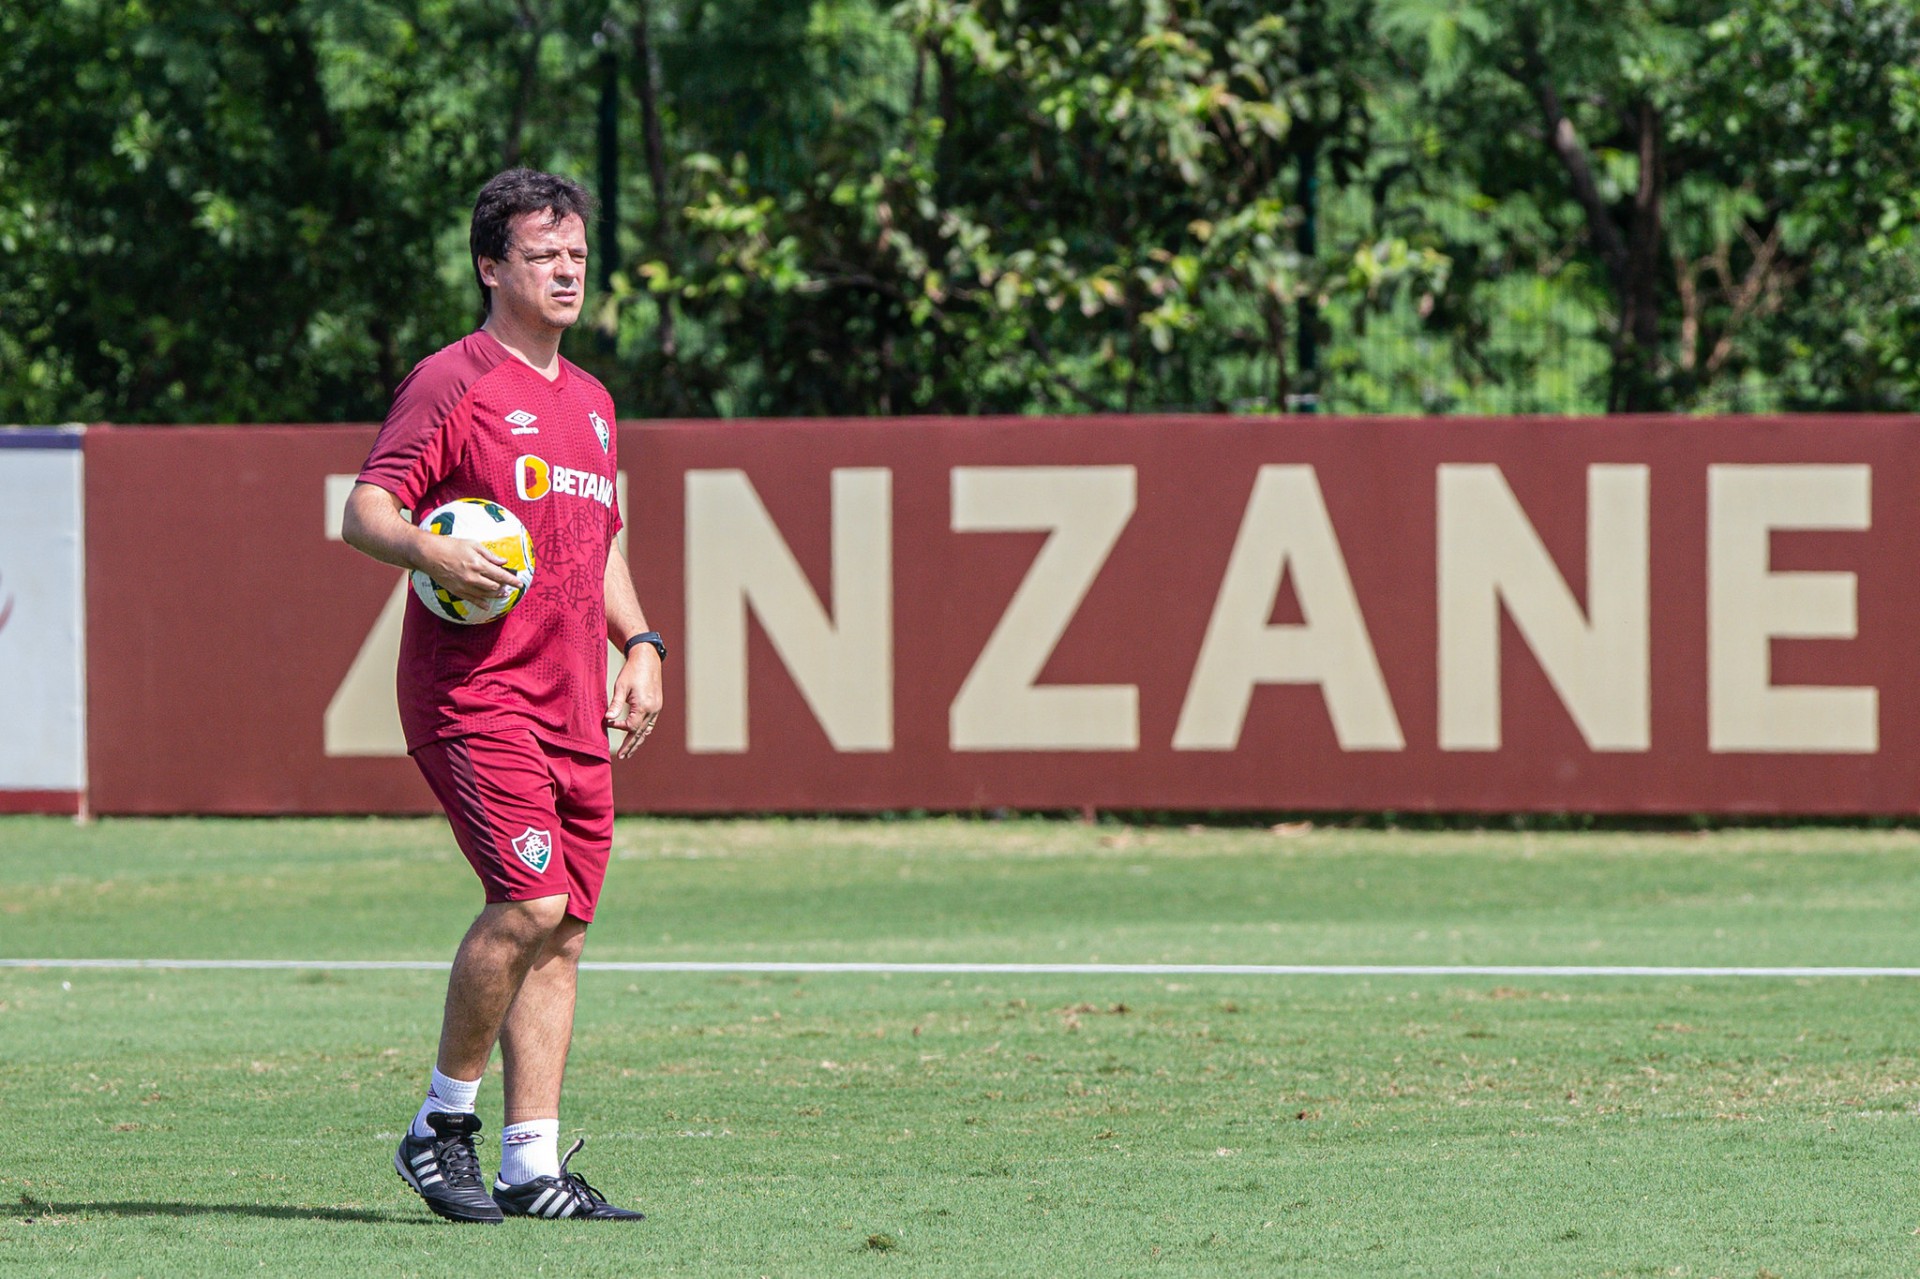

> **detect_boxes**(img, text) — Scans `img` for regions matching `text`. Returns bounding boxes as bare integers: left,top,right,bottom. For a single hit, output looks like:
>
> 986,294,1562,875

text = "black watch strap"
623,631,667,662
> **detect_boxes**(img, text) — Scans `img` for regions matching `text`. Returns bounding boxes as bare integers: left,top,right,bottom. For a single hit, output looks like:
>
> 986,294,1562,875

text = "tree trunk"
1611,99,1664,411
503,0,545,169
1267,292,1291,411
1517,27,1665,411
632,0,678,365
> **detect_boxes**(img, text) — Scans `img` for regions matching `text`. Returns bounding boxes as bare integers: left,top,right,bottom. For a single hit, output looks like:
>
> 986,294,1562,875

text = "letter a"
1175,466,1402,751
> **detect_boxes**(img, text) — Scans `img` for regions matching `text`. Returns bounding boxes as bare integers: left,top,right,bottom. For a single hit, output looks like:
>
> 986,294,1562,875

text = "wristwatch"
623,631,667,662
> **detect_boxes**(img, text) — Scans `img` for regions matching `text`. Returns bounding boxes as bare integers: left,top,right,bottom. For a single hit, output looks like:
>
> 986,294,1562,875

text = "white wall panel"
0,432,86,794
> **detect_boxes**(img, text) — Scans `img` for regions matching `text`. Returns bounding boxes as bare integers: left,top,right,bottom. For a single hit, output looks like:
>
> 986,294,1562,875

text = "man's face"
480,210,588,332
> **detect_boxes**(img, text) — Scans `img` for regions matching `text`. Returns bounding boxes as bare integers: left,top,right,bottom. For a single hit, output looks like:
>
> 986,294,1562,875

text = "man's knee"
477,895,572,951
546,916,588,963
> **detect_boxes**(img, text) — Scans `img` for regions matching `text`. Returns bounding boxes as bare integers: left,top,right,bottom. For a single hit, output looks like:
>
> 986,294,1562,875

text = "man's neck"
481,315,564,381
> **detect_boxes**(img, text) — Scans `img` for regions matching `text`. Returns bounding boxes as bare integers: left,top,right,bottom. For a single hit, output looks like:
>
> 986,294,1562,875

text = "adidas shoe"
492,1138,645,1220
394,1111,504,1223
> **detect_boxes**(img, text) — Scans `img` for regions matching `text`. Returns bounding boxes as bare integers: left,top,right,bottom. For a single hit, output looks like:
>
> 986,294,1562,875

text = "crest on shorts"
589,410,610,453
511,827,553,873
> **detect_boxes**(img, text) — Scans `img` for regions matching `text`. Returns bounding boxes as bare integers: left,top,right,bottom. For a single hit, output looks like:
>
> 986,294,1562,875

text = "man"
341,168,662,1224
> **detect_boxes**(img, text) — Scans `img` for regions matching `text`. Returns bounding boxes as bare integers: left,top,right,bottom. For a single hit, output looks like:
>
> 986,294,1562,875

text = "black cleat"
394,1111,504,1223
492,1139,645,1220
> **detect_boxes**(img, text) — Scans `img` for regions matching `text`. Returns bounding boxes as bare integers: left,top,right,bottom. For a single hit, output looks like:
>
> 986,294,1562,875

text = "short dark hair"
469,168,596,317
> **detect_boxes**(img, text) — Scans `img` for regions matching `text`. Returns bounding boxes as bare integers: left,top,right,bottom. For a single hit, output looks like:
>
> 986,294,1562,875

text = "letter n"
1437,464,1649,751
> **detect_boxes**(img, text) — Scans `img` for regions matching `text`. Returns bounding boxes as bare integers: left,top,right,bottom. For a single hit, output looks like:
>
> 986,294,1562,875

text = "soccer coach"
341,168,662,1223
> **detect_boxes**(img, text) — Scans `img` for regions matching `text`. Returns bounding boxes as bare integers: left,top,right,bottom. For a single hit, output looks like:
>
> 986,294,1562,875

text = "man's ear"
477,256,500,289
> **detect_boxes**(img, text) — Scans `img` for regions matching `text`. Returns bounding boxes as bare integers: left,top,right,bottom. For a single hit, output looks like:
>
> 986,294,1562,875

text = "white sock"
410,1068,481,1139
497,1118,561,1185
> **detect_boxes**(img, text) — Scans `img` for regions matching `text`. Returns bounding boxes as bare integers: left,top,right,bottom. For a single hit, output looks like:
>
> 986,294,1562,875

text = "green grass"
4,816,1920,1276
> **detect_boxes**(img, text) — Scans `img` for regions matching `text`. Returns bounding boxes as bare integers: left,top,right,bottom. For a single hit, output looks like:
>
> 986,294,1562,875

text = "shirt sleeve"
358,358,473,510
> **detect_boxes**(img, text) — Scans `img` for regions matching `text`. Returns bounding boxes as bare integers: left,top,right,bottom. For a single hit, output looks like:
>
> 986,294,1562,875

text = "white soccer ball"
410,497,536,625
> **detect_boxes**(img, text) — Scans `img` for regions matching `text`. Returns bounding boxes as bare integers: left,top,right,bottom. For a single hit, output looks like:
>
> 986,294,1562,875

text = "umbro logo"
511,827,553,873
506,409,540,435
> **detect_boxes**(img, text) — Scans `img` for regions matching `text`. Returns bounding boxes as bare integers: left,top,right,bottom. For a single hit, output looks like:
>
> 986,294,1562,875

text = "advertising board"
83,416,1920,815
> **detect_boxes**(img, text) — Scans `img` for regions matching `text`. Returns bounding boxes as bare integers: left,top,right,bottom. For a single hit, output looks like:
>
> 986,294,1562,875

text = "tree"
625,0,1442,415
1689,0,1920,410
1372,0,1920,411
7,0,1914,422
0,0,520,423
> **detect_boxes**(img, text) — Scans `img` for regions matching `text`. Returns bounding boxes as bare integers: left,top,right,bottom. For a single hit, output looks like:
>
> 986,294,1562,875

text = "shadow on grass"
17,1198,418,1225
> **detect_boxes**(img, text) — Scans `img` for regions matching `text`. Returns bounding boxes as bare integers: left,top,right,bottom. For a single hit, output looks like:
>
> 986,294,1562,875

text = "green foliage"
0,0,527,423
1369,0,1920,412
3,0,1916,420
627,0,1442,415
1687,0,1920,409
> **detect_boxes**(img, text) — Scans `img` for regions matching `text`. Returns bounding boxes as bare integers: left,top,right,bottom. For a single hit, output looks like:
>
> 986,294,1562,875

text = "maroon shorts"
411,730,615,923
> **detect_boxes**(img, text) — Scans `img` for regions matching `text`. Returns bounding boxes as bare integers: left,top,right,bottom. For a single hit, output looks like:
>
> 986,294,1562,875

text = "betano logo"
515,454,551,500
515,454,615,508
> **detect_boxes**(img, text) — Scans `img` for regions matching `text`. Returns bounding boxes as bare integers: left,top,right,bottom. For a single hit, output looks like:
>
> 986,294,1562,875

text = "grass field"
5,816,1920,1277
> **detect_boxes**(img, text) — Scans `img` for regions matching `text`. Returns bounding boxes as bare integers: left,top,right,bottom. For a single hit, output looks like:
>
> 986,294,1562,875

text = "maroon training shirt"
358,330,623,756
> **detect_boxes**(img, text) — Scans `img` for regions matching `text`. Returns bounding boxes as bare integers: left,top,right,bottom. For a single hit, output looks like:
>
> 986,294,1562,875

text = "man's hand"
605,646,664,759
602,544,663,760
341,482,522,605
416,534,524,606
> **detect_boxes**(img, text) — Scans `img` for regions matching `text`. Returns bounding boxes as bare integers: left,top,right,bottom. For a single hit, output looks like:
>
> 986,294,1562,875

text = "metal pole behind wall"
1294,135,1319,413
597,33,619,296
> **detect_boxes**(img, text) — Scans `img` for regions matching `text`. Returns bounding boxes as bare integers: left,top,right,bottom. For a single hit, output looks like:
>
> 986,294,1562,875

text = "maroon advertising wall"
86,416,1920,815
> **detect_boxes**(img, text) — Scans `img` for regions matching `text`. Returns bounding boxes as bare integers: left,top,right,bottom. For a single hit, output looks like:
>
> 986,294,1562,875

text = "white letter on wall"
324,472,631,757
685,469,892,753
1708,464,1875,752
1438,464,1650,751
323,474,408,757
949,466,1138,750
1174,465,1403,751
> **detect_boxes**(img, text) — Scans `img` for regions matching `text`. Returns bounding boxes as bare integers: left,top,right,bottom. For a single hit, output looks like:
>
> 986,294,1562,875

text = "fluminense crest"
511,827,553,873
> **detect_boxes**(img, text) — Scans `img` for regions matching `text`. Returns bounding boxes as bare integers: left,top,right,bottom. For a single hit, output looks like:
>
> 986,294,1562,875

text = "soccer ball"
410,497,536,625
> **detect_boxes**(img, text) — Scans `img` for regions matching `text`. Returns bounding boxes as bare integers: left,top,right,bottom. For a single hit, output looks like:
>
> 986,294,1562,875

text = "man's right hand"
342,482,523,606
414,532,524,606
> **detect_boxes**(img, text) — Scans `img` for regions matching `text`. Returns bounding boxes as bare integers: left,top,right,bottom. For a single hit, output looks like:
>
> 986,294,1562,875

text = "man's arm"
603,544,665,759
340,482,520,605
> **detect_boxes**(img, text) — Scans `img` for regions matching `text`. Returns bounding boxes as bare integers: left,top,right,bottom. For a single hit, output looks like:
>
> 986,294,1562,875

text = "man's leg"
485,747,642,1220
499,914,588,1123
435,896,572,1081
486,910,641,1219
493,917,585,1185
394,896,567,1223
396,733,583,1222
